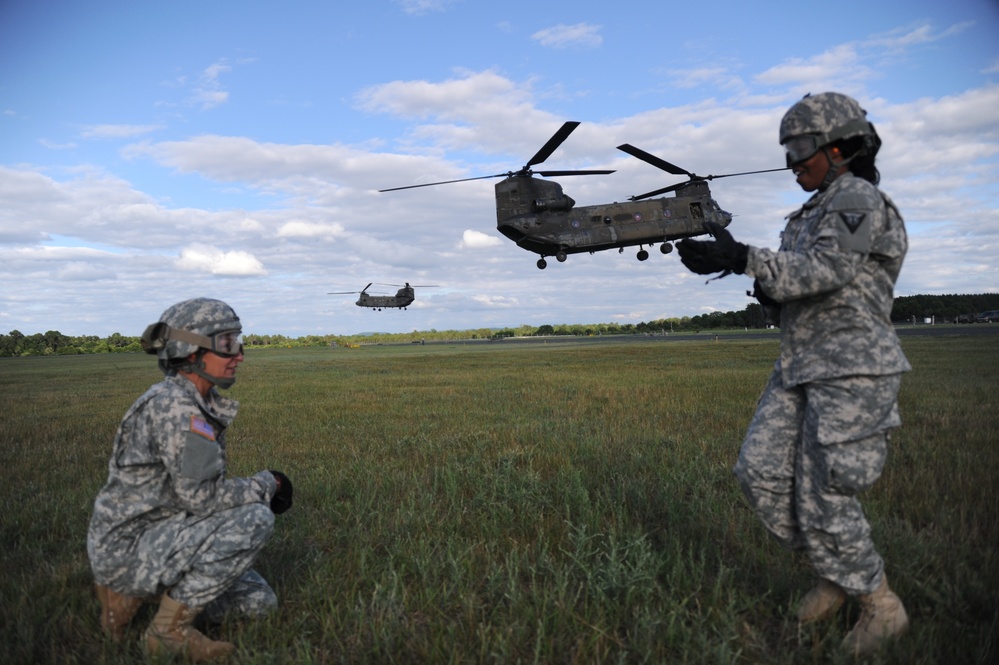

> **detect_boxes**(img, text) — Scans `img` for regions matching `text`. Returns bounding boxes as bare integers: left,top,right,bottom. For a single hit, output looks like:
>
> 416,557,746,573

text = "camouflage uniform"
87,373,280,616
736,171,911,595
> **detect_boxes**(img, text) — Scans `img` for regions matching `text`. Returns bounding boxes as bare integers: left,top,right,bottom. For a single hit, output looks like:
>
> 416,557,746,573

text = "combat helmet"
141,298,243,387
779,92,881,169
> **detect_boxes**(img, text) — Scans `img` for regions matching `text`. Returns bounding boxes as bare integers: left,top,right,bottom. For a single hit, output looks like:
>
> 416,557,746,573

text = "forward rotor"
379,122,615,193
328,282,374,295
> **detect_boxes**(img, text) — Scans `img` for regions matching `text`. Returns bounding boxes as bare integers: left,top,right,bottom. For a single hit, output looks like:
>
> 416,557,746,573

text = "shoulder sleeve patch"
839,211,866,233
190,415,216,441
836,210,872,252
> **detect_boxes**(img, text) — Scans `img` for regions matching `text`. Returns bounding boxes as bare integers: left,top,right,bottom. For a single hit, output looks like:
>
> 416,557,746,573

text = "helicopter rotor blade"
628,182,688,201
616,144,691,176
702,166,791,180
535,169,616,177
378,173,507,193
526,121,581,169
328,291,360,295
376,283,439,287
627,166,791,201
379,121,612,192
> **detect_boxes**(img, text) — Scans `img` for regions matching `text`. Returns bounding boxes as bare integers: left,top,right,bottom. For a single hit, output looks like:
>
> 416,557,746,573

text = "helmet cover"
779,92,878,154
147,298,242,361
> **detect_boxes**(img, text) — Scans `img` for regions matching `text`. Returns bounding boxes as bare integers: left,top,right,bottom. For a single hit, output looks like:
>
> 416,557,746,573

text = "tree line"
2,293,997,357
889,293,999,322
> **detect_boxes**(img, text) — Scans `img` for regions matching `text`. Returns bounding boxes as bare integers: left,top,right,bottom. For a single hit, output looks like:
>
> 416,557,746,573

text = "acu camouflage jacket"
745,173,912,387
87,374,277,572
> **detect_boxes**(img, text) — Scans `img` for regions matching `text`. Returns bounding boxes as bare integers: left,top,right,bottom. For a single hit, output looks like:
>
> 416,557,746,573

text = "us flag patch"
190,416,216,441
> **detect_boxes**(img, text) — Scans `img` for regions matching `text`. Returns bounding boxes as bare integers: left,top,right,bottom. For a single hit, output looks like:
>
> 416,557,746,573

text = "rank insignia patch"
839,211,866,234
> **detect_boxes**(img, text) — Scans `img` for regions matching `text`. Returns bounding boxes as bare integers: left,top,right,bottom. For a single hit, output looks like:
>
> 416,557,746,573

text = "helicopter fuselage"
356,286,415,309
495,175,731,267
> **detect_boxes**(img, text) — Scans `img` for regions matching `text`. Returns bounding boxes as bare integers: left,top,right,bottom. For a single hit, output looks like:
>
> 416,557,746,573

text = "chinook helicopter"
328,283,437,310
380,121,786,269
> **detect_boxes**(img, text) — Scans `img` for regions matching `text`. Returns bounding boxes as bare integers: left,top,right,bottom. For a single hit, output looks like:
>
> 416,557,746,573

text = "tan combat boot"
796,578,847,623
842,576,909,655
95,583,144,641
144,593,235,662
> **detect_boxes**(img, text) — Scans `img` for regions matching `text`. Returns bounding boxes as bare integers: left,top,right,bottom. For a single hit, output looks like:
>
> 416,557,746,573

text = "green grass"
1,336,996,664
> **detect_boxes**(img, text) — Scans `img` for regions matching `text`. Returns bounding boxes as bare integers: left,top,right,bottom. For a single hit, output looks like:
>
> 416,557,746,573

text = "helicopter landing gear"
556,250,568,262
537,257,548,269
637,248,649,261
660,242,674,254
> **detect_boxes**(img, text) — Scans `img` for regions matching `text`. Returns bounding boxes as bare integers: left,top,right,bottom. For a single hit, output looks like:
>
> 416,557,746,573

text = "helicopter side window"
689,202,703,219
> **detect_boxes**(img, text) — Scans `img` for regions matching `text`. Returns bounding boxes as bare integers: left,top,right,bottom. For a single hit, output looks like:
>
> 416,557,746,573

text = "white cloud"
471,293,519,307
277,220,346,238
355,69,526,119
54,261,117,281
176,245,267,276
38,139,78,150
459,229,502,249
394,0,459,16
867,21,972,51
80,124,165,139
755,44,872,91
531,23,602,49
187,59,249,111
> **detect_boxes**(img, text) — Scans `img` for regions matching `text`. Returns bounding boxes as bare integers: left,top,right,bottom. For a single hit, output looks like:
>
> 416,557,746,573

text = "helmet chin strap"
818,147,858,191
171,352,236,389
191,358,237,390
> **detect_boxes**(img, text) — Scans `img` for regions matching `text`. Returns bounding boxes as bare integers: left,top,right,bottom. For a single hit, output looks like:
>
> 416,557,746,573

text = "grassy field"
1,334,996,664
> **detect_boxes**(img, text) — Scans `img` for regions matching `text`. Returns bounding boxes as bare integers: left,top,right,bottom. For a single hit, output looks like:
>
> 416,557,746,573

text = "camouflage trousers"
95,503,277,617
733,369,903,595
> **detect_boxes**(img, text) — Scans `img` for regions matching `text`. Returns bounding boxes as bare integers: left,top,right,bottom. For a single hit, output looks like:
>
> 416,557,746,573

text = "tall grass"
0,336,996,664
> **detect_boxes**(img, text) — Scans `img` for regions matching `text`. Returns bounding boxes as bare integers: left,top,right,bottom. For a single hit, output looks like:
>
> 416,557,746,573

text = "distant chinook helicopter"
381,121,786,269
328,283,437,310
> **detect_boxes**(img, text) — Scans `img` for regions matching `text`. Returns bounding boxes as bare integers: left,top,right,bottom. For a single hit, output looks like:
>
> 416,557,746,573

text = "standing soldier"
87,298,293,661
677,92,911,655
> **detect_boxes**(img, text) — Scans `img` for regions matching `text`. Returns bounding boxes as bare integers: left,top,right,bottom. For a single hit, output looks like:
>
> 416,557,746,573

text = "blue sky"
1,0,997,336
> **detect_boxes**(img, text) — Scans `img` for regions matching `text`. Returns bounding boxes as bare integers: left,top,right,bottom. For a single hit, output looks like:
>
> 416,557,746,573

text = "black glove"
749,279,782,327
269,470,293,514
749,279,780,309
677,222,749,276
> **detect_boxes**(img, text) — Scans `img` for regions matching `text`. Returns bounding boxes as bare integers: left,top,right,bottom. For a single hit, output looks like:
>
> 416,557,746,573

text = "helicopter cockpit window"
690,202,703,219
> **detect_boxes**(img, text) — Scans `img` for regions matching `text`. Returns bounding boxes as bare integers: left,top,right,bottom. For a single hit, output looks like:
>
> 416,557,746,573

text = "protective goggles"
141,323,243,357
782,134,822,167
210,331,244,358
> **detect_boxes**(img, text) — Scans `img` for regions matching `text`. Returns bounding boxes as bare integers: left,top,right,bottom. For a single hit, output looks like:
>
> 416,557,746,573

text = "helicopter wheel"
637,249,649,261
556,250,567,262
537,258,548,269
660,242,674,254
